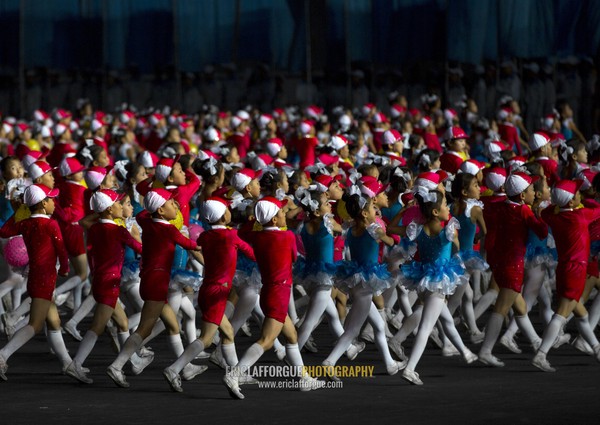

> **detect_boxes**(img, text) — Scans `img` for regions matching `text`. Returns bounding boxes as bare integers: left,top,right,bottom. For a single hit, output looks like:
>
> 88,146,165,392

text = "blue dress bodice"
346,229,379,265
381,200,402,222
456,212,476,252
301,222,334,264
415,228,453,264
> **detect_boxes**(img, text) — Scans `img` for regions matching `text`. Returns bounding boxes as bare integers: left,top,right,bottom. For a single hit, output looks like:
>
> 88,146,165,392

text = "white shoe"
531,339,542,352
389,314,404,331
223,373,244,399
182,364,208,381
163,367,183,392
195,351,211,360
552,333,570,349
238,374,259,385
441,344,460,357
299,374,325,391
388,339,407,362
346,340,366,361
274,346,286,361
499,335,522,354
0,354,8,381
469,330,485,345
64,322,83,342
321,360,341,382
138,346,154,358
106,365,129,388
401,368,423,385
462,349,478,364
240,321,252,337
532,352,556,372
478,352,505,367
386,360,407,375
130,353,154,375
572,335,594,355
65,361,93,384
209,348,228,369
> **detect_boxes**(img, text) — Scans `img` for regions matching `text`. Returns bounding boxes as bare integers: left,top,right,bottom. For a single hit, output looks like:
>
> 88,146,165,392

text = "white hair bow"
113,160,129,181
415,186,438,203
296,189,319,212
80,146,94,165
420,154,431,166
305,163,330,175
202,157,218,176
348,169,362,184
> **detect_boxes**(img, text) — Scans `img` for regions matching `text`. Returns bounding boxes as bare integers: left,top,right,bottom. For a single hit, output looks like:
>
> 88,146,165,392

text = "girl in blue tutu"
400,189,478,385
322,192,405,378
449,173,488,341
293,187,363,357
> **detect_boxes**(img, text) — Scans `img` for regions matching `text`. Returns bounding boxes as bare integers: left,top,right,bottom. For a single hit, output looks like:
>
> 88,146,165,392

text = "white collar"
99,219,117,225
558,207,574,212
536,156,549,161
447,150,463,158
211,225,227,230
505,200,522,206
165,185,177,190
263,226,281,231
30,214,50,219
152,218,171,225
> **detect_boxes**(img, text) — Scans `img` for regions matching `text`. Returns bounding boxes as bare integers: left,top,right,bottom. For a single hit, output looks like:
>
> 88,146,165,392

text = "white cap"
90,189,124,213
200,197,230,223
254,196,287,225
23,184,59,207
529,132,550,151
143,188,173,213
505,172,537,197
329,135,349,150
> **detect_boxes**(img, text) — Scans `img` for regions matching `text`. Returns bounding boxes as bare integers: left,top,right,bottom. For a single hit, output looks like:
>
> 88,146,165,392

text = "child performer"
0,184,71,380
400,188,478,385
64,190,150,384
533,180,600,371
478,172,548,367
106,188,202,388
223,197,324,399
163,196,256,392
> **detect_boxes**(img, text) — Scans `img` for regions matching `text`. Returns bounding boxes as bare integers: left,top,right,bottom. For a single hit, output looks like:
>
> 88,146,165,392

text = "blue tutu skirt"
233,254,262,290
400,255,468,296
336,261,392,296
460,249,489,272
121,259,140,284
524,245,558,271
384,238,417,267
293,257,338,289
170,268,202,291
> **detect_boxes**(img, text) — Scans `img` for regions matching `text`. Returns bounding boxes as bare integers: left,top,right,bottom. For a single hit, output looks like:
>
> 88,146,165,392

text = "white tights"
297,287,344,349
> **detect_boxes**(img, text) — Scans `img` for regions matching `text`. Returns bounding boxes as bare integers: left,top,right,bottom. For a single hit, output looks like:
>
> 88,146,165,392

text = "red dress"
294,136,319,169
489,201,547,292
167,170,201,226
498,123,521,155
541,204,600,300
249,228,297,323
88,219,142,307
136,211,198,302
0,215,69,300
423,132,443,153
54,180,87,257
481,193,506,267
197,226,255,324
227,132,251,160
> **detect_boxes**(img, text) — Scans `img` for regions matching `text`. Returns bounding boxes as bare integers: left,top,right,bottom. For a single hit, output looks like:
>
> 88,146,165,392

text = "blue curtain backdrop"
1,0,600,73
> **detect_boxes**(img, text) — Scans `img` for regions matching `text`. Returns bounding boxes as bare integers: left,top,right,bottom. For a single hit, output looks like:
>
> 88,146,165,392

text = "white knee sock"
222,343,239,366
576,314,600,348
68,295,96,327
515,314,540,345
55,276,82,295
479,312,503,355
285,343,304,376
167,334,185,358
587,294,600,329
118,331,129,347
0,324,35,359
237,343,264,371
74,330,99,365
47,329,72,367
288,290,299,324
406,294,445,371
171,339,204,373
474,290,498,320
538,314,566,354
111,333,143,370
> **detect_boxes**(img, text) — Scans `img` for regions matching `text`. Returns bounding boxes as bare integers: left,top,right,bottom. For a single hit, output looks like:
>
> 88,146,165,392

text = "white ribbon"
415,186,438,203
202,157,218,176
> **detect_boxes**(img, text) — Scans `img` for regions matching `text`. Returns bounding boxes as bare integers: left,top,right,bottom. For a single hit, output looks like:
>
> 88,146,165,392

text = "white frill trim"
366,222,383,241
464,199,484,218
444,217,461,242
323,213,335,236
406,222,422,241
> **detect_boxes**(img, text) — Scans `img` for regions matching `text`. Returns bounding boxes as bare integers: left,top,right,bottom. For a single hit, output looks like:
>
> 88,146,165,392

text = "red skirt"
61,224,86,257
92,275,121,308
259,282,291,323
492,262,525,293
198,282,231,325
139,269,171,302
28,267,58,301
556,261,587,301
